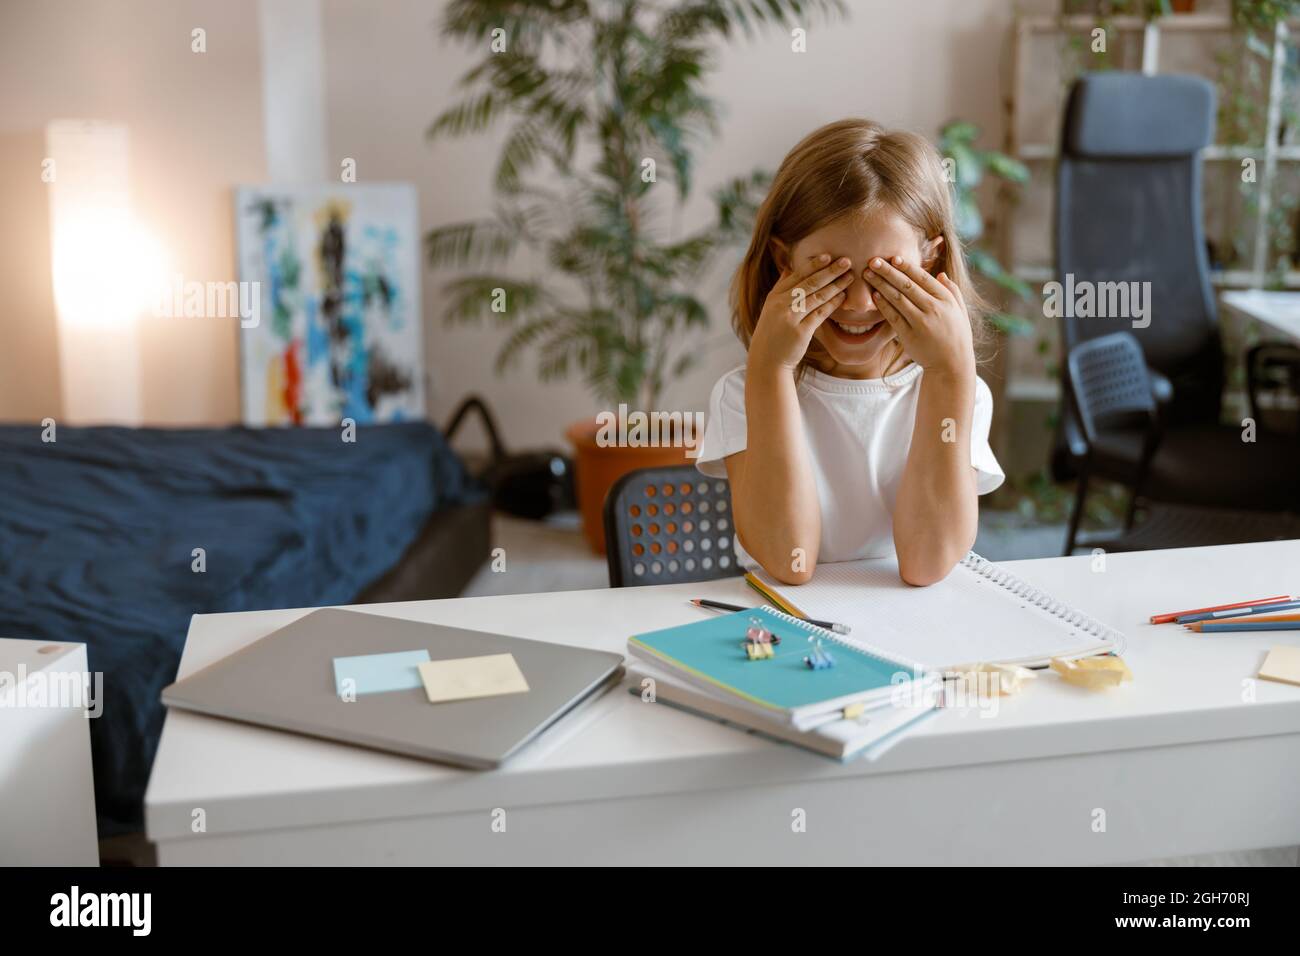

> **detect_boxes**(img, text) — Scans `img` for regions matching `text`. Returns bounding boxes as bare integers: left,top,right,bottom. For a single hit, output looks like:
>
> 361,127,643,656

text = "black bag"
444,396,576,520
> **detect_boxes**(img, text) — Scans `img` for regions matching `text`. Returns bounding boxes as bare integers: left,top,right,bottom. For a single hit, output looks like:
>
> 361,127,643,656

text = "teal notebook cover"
629,606,915,713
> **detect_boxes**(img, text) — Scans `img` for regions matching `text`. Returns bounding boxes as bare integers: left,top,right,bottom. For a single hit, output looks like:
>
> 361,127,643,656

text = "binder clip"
804,641,835,670
745,640,775,660
745,619,780,645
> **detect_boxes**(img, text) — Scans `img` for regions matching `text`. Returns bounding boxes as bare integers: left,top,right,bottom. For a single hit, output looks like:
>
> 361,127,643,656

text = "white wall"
0,0,265,424
260,0,329,183
322,0,1050,451
0,0,1054,431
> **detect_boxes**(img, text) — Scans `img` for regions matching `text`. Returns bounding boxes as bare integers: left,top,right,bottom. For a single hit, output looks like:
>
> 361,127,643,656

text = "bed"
0,422,489,836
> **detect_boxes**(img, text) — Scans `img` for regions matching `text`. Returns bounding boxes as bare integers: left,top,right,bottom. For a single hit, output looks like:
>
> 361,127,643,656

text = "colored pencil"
1190,612,1300,626
1149,594,1292,625
1188,620,1300,634
1176,599,1300,625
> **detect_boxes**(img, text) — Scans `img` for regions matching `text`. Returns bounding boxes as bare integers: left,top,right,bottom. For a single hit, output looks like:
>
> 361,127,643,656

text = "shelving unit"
1000,8,1299,403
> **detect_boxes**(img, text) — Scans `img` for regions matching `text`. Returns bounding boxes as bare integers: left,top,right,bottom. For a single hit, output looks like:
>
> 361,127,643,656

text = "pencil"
1187,612,1300,626
689,598,851,635
1150,594,1293,624
1176,599,1300,624
1186,620,1300,633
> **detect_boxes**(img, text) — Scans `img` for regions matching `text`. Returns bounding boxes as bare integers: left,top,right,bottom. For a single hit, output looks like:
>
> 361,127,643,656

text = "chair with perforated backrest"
1064,332,1160,553
1067,333,1159,448
1064,332,1300,553
603,465,742,587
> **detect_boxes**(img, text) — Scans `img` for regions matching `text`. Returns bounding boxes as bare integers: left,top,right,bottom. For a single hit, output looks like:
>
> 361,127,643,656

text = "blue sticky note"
333,650,430,697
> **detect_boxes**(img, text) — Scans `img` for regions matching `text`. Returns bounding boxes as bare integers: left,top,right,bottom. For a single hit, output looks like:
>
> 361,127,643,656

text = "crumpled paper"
949,662,1037,697
1050,655,1132,690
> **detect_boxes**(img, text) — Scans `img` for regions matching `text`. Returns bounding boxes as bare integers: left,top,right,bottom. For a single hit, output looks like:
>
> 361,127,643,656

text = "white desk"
1,639,99,865
145,541,1300,865
1221,289,1300,343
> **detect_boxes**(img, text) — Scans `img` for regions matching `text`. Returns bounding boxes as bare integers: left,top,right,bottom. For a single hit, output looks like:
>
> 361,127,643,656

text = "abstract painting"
235,184,425,426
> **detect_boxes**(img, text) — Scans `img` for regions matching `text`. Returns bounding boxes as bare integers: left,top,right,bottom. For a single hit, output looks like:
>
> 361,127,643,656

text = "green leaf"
939,120,980,146
426,90,501,140
441,275,549,325
967,246,1033,299
424,220,519,269
943,141,983,192
984,152,1030,184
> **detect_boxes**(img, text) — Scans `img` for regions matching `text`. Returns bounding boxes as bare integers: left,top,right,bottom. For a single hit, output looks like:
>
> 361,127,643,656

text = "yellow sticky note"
1050,655,1132,691
416,653,529,704
1258,645,1300,688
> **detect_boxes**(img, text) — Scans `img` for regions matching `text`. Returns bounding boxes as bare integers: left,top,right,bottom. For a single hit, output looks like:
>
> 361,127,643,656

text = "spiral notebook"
628,605,935,725
749,552,1123,673
625,661,940,761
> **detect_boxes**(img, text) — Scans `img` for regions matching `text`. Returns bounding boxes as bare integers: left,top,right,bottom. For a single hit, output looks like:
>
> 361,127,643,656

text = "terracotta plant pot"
566,418,694,554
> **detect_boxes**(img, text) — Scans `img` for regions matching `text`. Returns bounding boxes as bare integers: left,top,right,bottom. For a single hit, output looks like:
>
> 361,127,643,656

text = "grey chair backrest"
1056,72,1222,427
1066,332,1158,447
603,465,740,588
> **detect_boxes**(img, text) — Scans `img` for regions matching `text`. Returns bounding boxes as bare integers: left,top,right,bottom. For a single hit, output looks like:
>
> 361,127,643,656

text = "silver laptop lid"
162,608,624,769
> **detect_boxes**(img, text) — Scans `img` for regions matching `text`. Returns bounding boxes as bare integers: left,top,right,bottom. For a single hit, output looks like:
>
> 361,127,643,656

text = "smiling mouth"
826,317,885,343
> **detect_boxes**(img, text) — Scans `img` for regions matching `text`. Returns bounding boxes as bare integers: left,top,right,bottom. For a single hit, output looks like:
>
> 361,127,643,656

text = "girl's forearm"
893,370,978,585
733,364,822,583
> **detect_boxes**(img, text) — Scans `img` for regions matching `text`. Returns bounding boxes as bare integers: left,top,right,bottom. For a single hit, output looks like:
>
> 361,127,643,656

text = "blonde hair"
731,118,989,376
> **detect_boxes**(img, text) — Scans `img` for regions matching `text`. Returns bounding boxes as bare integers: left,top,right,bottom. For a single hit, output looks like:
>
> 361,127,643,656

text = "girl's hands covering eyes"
748,254,854,373
863,256,974,379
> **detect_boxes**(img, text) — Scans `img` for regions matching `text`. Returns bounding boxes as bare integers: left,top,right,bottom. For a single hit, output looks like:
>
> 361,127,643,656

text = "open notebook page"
753,555,1119,671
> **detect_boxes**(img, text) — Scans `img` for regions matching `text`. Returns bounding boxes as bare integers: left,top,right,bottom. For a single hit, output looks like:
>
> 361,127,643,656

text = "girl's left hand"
863,256,974,378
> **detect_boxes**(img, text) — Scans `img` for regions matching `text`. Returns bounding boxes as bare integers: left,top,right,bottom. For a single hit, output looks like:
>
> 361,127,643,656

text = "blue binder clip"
804,641,835,670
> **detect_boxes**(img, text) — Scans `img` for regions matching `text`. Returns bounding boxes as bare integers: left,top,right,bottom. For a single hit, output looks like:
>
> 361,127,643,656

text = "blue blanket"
0,423,482,835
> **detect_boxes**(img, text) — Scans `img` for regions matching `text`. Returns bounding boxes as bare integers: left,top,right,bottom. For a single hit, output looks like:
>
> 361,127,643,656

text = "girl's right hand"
748,254,855,373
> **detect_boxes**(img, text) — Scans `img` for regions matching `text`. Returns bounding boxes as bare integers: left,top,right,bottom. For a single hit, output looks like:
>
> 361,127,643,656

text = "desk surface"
1221,289,1300,343
145,540,1300,844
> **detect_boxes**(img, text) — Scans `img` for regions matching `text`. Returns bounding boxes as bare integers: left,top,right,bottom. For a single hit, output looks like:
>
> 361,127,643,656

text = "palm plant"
426,0,844,411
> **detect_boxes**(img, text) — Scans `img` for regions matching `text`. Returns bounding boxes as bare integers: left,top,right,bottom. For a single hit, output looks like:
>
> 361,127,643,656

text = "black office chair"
1064,332,1300,554
1052,72,1300,512
603,465,742,587
1247,343,1300,440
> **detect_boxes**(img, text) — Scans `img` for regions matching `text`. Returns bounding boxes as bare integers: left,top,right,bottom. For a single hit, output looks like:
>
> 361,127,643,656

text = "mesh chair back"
603,465,741,587
1066,332,1157,445
1056,73,1223,426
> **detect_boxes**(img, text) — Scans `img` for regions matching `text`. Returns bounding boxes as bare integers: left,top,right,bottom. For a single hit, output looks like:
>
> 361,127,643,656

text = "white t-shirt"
696,362,1004,565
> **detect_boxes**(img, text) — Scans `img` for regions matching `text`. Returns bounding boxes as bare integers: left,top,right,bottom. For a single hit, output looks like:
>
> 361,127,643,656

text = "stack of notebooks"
627,552,1124,762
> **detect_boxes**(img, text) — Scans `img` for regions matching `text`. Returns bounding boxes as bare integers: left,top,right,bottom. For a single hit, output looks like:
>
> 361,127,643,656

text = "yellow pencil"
743,571,808,619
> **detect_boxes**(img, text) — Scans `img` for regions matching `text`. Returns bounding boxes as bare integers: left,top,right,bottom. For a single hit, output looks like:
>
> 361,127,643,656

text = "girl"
696,119,1004,587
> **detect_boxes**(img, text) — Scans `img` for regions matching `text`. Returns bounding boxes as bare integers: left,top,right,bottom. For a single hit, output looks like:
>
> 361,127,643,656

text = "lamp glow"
46,121,160,423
